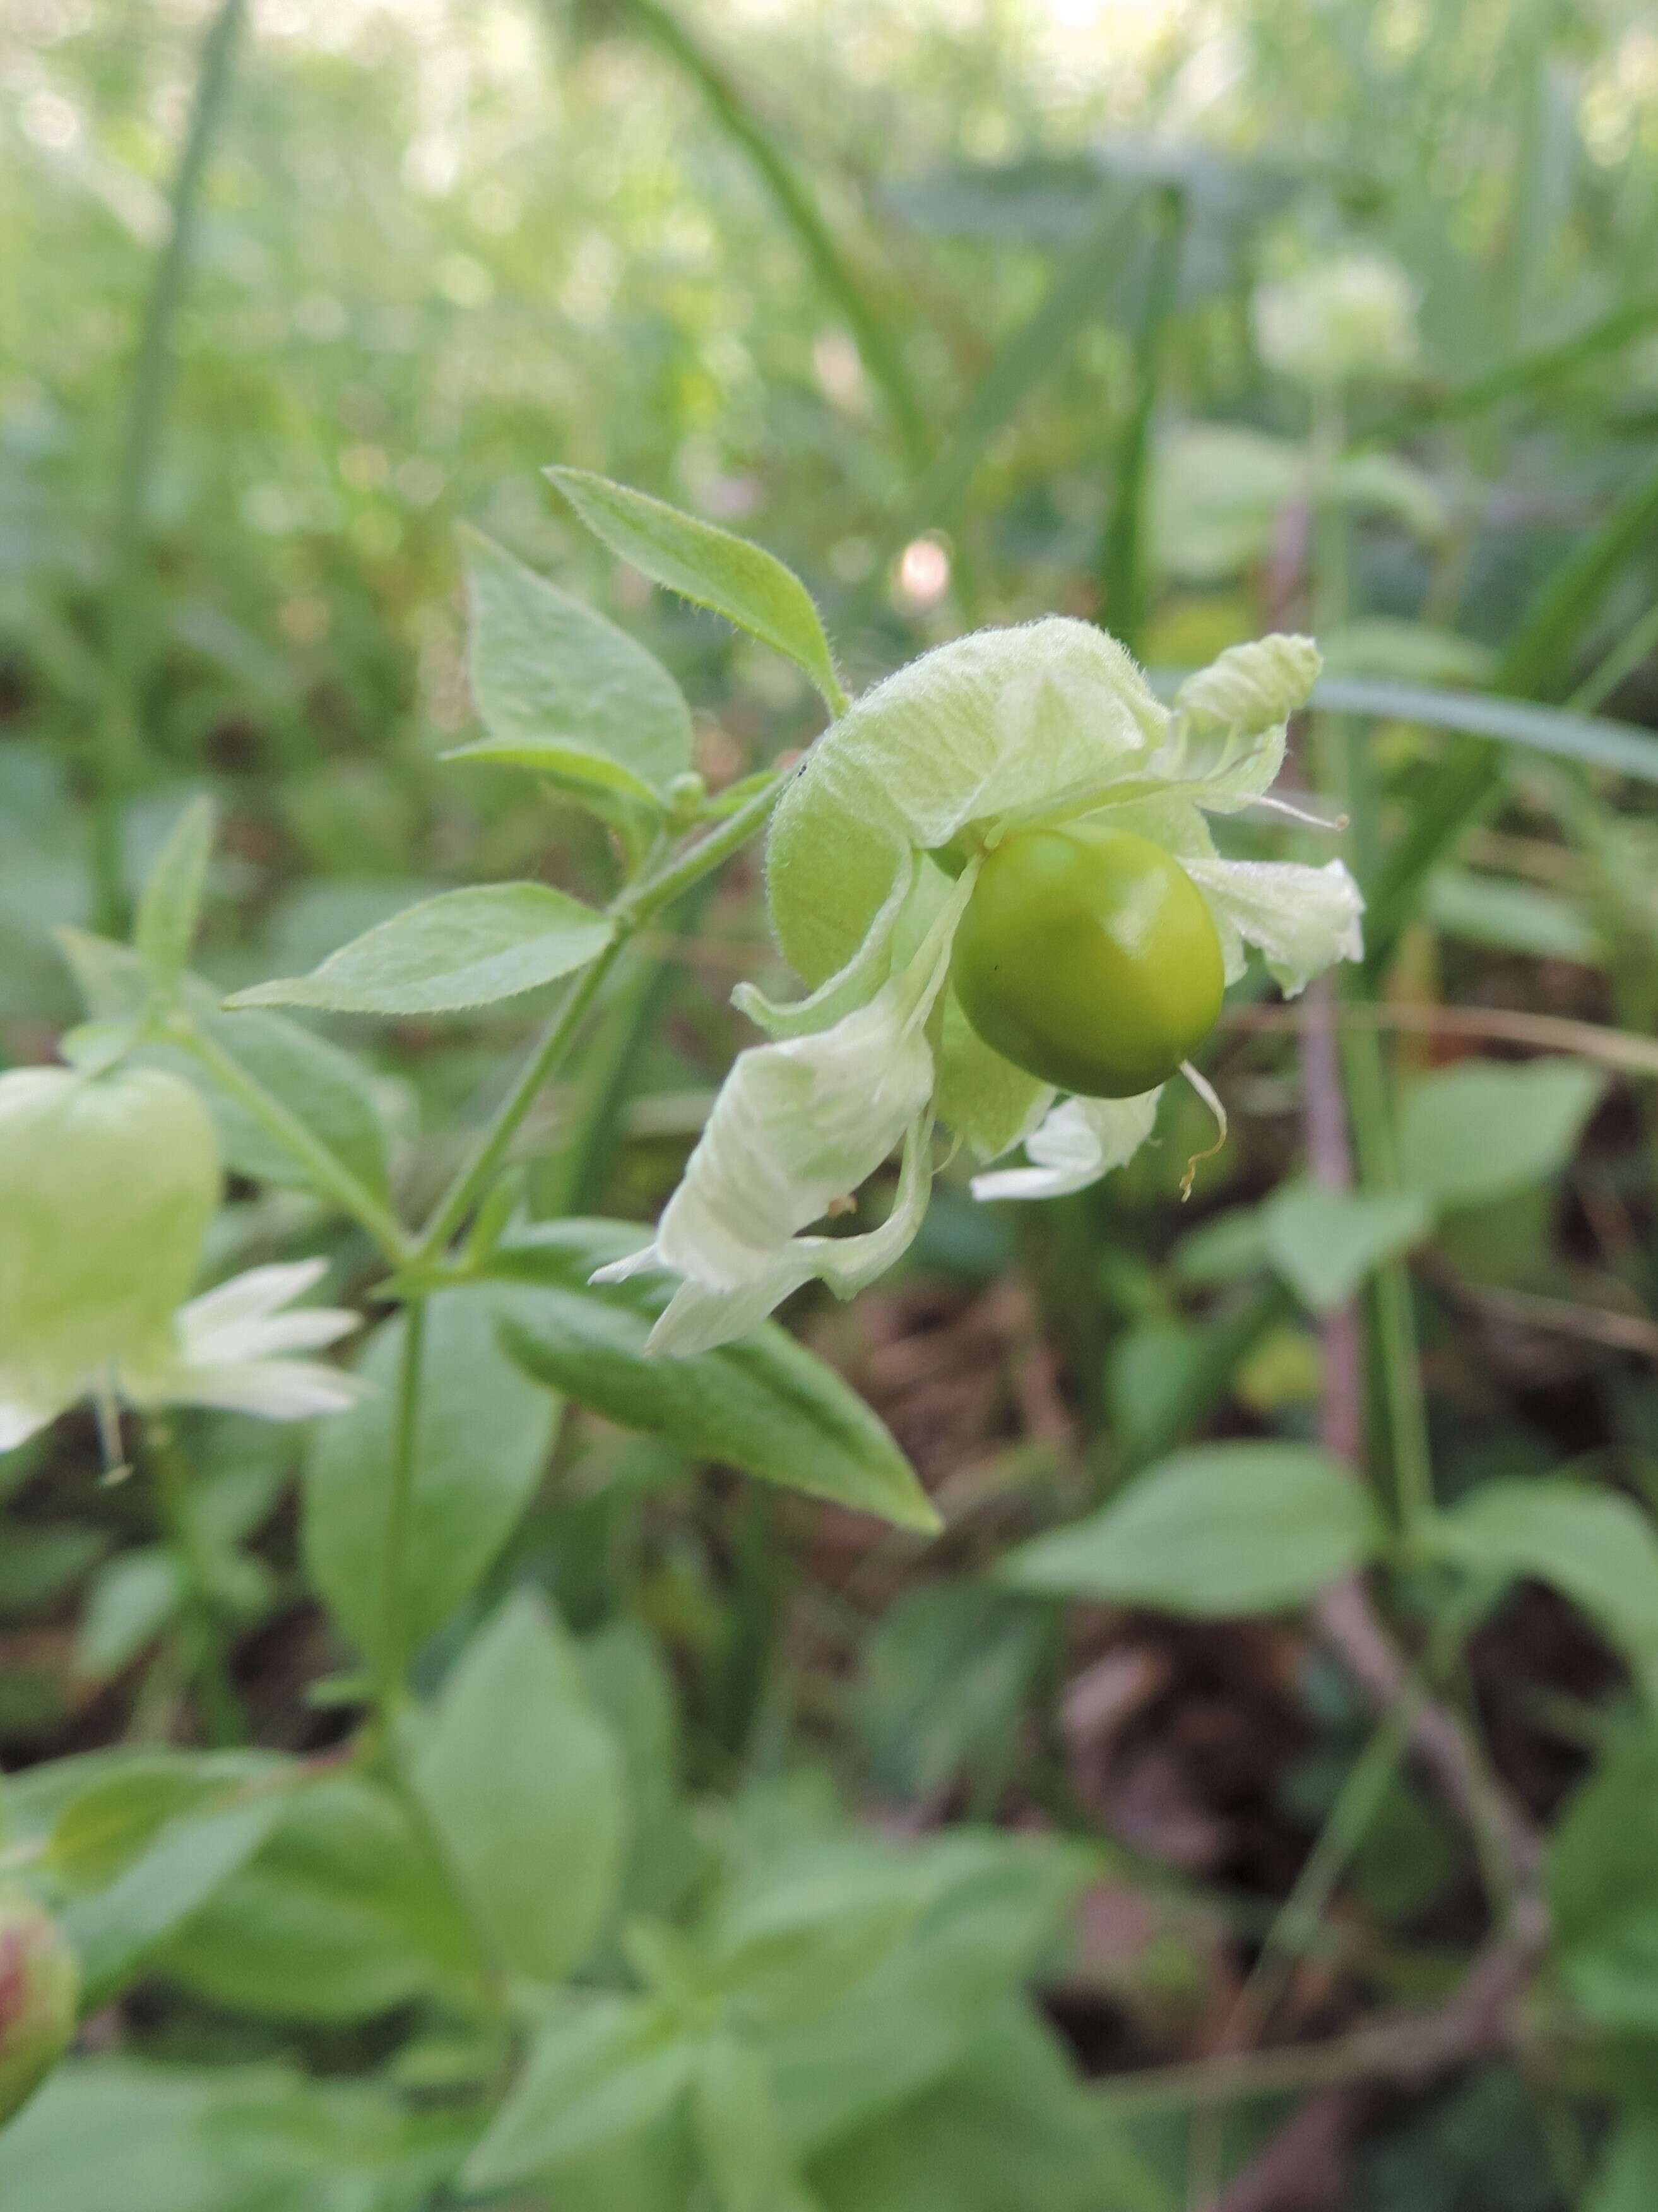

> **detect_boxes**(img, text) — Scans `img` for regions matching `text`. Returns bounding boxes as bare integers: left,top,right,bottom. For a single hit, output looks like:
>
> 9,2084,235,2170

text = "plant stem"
1099,186,1185,658
1308,389,1435,1547
97,0,249,934
412,768,791,1265
145,1414,247,1747
372,1299,427,1731
169,1014,413,1266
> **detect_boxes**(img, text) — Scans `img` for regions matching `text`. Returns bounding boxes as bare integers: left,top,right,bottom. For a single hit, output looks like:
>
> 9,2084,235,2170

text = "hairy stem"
169,1016,413,1266
412,768,791,1264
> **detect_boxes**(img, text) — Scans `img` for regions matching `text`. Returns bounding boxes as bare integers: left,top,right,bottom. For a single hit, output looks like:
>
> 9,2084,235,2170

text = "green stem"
372,1300,427,1731
412,769,790,1266
97,0,249,934
169,1014,413,1266
1310,395,1435,1548
1098,186,1185,658
145,1414,247,1747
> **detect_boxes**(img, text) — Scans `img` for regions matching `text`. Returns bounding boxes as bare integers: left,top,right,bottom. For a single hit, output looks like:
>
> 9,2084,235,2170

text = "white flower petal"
173,1263,358,1367
645,1116,933,1357
148,1359,369,1420
175,1259,331,1335
0,1391,61,1451
1142,636,1321,814
971,1090,1163,1203
734,843,916,1042
1184,855,1365,997
641,871,971,1299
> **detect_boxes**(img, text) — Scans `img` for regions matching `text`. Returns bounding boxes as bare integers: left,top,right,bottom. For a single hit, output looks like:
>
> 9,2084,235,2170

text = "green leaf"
812,2001,1113,2212
1397,1057,1605,1209
133,797,215,989
57,931,391,1197
160,1775,475,2021
1307,675,1658,786
413,1592,627,1984
1549,1726,1658,2026
1424,868,1603,962
579,1622,692,1920
855,1585,1045,1810
446,525,693,806
62,1794,281,2006
767,1833,1086,2156
1435,1478,1658,1698
693,2036,805,2212
1587,2110,1658,2212
73,1550,184,1683
0,2059,474,2212
1262,1181,1434,1312
47,1757,231,1891
303,1288,559,1669
464,1995,696,2188
707,1853,932,2030
547,468,844,713
483,1223,938,1533
226,883,613,1016
1002,1442,1378,1616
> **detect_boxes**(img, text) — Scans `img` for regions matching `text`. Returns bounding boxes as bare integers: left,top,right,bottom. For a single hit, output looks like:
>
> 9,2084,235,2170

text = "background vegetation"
6,0,1658,2203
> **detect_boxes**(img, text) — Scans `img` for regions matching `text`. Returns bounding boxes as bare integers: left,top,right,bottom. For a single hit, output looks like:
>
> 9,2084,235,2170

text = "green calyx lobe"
951,824,1224,1098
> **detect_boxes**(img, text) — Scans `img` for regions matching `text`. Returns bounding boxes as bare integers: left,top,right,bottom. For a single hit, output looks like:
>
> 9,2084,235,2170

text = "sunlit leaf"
547,468,843,711
227,883,613,1016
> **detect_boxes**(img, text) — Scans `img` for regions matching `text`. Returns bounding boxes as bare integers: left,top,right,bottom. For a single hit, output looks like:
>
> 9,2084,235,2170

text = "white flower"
606,622,1363,1355
1253,253,1419,389
121,1260,364,1422
0,1261,364,1451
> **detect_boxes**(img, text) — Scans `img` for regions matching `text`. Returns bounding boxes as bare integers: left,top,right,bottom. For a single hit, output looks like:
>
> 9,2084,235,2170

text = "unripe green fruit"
0,1067,220,1425
0,1887,78,2124
952,826,1225,1098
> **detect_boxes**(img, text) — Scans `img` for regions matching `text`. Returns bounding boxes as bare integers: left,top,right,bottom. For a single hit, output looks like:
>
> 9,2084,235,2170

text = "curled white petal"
971,1090,1163,1203
599,875,976,1354
734,843,916,1042
1183,855,1365,997
643,1116,934,1357
1140,636,1321,814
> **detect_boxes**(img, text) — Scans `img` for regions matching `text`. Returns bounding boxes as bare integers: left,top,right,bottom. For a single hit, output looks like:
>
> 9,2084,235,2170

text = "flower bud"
0,1887,78,2123
0,1067,220,1443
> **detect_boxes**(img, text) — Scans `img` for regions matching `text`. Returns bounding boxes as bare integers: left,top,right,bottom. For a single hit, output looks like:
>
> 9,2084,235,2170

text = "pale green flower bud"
0,1887,78,2124
1253,253,1418,388
0,1067,220,1447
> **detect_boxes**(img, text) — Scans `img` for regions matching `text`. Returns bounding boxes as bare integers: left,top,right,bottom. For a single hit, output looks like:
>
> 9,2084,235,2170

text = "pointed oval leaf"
134,796,216,988
448,525,692,804
413,1592,627,1985
159,1774,477,2021
547,468,844,712
464,1995,695,2189
1002,1442,1378,1616
226,884,613,1016
1435,1478,1658,1700
483,1222,938,1533
1262,1180,1434,1312
1397,1057,1606,1210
